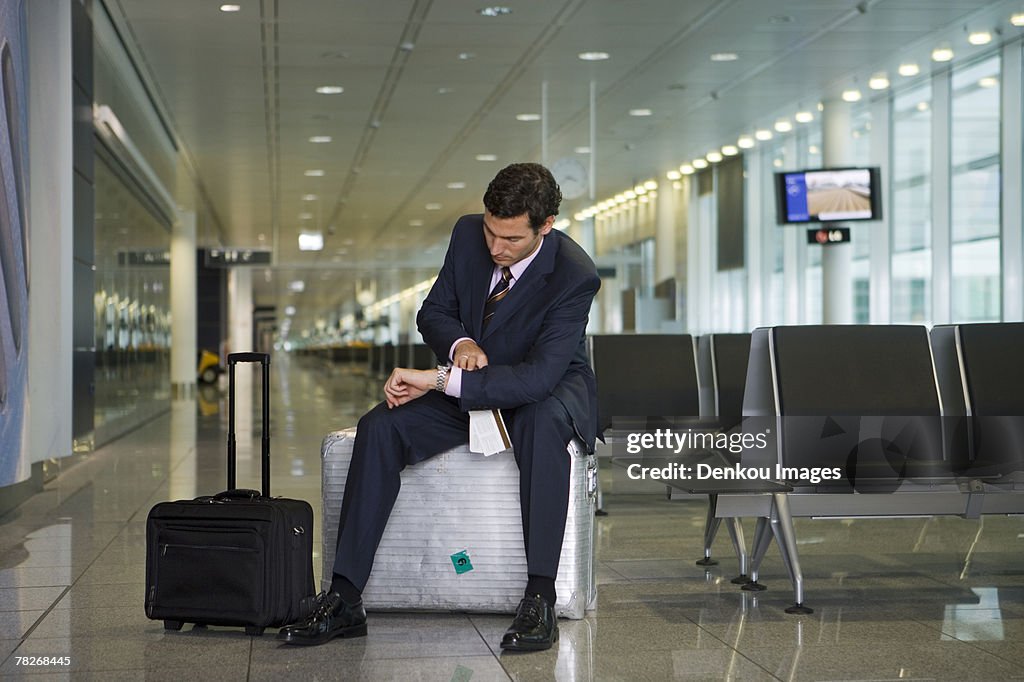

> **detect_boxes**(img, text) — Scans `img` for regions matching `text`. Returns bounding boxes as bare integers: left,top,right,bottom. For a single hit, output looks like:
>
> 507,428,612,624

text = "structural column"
821,99,854,324
229,266,254,354
26,0,74,472
170,210,197,397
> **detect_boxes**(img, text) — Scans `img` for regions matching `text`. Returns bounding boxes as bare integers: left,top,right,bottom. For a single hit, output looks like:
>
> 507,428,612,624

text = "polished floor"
1,355,1024,680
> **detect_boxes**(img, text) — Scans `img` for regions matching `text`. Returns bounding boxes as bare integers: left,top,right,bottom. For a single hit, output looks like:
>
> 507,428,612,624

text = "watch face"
551,157,588,200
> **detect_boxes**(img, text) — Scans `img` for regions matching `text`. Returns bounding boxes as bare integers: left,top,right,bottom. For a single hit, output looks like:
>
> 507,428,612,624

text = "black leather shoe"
277,591,367,646
500,594,558,652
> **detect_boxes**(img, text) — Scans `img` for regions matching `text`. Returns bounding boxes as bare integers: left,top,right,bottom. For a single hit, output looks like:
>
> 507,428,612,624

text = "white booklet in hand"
469,409,511,455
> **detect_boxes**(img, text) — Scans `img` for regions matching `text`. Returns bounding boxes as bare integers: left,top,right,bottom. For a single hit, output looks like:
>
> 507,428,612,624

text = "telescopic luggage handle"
227,352,271,497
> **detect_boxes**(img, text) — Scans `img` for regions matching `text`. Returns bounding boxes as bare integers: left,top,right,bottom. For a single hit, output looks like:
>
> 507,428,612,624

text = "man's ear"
538,215,555,236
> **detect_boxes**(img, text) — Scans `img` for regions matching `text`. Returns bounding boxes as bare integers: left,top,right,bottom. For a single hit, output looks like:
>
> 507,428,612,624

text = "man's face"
482,211,553,267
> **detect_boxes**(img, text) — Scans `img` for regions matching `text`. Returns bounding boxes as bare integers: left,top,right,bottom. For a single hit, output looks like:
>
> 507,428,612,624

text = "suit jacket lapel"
480,234,558,340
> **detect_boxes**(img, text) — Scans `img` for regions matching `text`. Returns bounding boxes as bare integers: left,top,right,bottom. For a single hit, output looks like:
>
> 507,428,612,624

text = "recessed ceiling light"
628,188,641,198
932,47,954,62
301,194,317,201
917,101,930,111
643,180,658,190
425,203,442,210
316,85,344,94
477,6,512,17
289,280,305,292
629,108,652,117
219,4,241,12
706,151,723,163
774,119,793,132
516,113,541,121
298,212,313,220
979,76,999,88
298,232,322,251
710,52,738,61
437,87,454,95
773,158,783,168
721,145,739,156
968,31,992,45
1013,13,1024,27
666,170,681,180
755,129,773,141
285,306,296,316
841,89,862,102
446,182,466,189
795,111,814,123
809,145,820,155
304,169,325,177
409,219,424,227
258,233,266,241
679,164,694,175
308,135,332,143
737,135,755,149
458,52,476,60
475,154,497,161
578,51,610,61
868,74,890,90
898,63,920,77
574,146,591,154
692,159,709,169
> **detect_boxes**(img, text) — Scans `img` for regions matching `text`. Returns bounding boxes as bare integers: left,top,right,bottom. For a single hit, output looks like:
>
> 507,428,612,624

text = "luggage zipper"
161,543,259,556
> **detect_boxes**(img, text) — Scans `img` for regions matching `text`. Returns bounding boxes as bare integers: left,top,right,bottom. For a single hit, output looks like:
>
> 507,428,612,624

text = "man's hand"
453,340,489,370
384,367,437,408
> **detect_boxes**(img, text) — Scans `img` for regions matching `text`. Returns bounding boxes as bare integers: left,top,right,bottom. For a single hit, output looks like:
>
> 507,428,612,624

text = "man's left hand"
384,367,436,408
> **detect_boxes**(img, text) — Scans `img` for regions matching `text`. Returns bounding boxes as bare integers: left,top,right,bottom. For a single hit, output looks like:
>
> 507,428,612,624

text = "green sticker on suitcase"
450,550,473,574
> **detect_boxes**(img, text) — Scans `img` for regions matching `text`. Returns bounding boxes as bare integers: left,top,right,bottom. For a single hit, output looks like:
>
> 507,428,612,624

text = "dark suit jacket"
417,214,601,451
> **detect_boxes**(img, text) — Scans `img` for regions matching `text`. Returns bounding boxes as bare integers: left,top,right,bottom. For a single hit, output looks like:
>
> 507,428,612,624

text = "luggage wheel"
163,620,185,631
245,626,265,636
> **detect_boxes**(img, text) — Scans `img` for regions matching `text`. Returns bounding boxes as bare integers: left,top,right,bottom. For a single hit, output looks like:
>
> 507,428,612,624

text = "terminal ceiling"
106,0,1018,332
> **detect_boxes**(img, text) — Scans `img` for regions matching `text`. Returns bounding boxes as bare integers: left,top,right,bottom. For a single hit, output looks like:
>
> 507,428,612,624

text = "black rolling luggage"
145,352,316,635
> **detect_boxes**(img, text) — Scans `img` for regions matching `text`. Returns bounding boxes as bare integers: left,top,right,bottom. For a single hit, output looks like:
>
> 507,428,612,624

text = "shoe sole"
278,623,367,646
499,627,558,652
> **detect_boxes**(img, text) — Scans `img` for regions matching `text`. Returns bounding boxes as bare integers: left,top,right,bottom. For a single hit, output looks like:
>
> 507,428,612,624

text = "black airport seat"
932,322,1024,479
743,324,953,489
697,333,751,432
588,334,699,433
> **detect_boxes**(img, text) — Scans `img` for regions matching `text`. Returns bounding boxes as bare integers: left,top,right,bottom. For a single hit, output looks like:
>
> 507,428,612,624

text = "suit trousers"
333,390,575,592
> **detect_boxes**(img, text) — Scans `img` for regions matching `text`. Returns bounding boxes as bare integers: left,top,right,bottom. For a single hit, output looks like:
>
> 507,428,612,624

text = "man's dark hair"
483,163,562,232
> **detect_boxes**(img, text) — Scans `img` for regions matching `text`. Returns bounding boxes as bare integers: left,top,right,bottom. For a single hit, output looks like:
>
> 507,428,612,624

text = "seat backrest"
697,333,751,431
932,323,1024,477
588,334,698,431
410,343,439,370
762,325,949,486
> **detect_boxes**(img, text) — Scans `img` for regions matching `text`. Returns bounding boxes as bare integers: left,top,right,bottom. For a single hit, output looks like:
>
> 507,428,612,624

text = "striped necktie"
482,266,512,331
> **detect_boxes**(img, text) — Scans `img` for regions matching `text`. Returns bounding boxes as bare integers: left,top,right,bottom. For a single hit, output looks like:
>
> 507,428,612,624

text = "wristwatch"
435,364,450,392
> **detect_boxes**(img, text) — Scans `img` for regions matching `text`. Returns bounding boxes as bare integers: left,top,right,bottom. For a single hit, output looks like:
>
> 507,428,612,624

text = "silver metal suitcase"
320,428,598,619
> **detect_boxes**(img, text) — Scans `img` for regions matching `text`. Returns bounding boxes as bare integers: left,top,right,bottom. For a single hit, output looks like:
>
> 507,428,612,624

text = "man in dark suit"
279,163,600,651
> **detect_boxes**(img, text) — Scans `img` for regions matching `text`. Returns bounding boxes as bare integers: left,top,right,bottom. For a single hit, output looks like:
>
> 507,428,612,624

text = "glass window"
891,83,932,323
951,56,1000,322
802,125,823,323
850,105,872,322
764,139,790,324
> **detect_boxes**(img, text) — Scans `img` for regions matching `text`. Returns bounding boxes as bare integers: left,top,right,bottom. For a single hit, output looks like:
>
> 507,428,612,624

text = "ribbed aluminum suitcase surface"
321,429,597,619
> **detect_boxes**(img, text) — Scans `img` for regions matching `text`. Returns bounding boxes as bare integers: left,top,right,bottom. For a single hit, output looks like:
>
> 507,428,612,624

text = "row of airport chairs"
588,324,1024,612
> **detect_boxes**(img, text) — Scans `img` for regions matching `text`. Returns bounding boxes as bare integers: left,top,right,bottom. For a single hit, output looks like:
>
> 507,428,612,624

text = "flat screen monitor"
775,167,882,224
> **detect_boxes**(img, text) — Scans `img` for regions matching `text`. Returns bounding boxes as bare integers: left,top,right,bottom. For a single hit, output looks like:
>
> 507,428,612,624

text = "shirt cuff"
444,366,463,398
449,337,474,362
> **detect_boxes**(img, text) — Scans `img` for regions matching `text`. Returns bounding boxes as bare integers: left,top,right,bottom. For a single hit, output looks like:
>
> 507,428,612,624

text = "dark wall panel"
717,155,745,271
